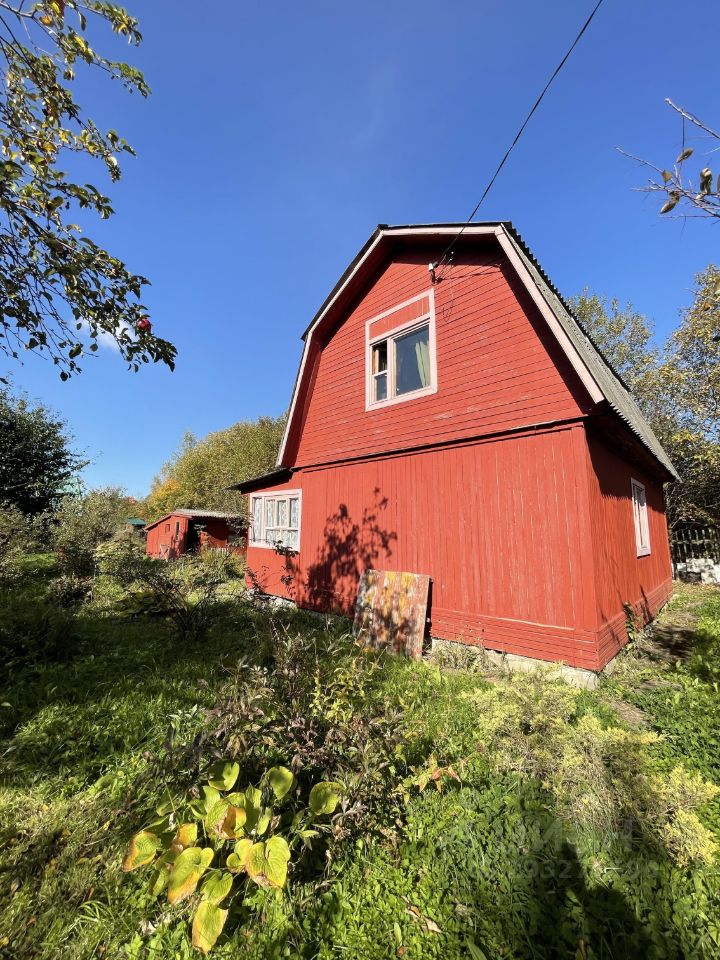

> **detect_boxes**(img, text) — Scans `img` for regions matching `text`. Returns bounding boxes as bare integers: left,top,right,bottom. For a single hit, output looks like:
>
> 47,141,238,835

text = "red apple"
136,317,152,333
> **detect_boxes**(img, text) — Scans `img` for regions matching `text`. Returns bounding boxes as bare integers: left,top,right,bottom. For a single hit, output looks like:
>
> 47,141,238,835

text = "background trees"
142,415,287,521
570,291,659,397
0,383,83,515
571,264,720,527
0,0,175,378
53,485,137,576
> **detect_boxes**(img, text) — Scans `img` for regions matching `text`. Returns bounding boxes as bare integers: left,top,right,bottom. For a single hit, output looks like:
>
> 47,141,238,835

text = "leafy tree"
0,0,176,378
53,484,136,576
623,100,720,226
663,265,720,440
656,265,720,526
570,290,659,399
0,383,84,514
572,270,720,527
143,415,287,521
97,534,232,641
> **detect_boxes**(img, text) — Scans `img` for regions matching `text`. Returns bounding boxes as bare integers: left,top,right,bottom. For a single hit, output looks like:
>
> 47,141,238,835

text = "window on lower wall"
631,478,651,557
250,491,301,550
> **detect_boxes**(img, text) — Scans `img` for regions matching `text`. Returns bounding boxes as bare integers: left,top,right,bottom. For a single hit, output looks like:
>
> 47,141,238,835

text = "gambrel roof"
277,223,678,480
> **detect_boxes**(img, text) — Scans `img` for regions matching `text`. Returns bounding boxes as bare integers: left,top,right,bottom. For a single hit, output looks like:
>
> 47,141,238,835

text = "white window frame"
249,490,302,551
365,289,437,411
631,478,651,557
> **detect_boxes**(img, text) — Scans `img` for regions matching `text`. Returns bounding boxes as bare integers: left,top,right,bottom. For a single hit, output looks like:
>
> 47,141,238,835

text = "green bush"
53,487,136,577
46,573,91,608
0,591,79,675
461,672,718,865
0,503,49,584
96,535,230,640
195,548,245,582
205,619,406,840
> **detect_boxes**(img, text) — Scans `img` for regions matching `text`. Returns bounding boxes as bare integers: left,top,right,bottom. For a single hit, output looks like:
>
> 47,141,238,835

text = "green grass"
1,568,719,960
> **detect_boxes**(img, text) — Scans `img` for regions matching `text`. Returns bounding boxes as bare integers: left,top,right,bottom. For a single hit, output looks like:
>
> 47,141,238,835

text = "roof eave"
231,467,294,495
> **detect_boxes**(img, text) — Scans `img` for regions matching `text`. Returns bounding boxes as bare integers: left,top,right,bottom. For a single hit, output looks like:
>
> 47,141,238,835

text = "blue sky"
8,0,718,497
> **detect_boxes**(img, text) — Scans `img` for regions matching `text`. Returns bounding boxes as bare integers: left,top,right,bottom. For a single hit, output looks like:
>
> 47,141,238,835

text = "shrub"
123,762,343,953
46,573,91,608
0,591,79,676
195,547,245,582
0,504,25,585
204,619,407,841
96,535,229,640
54,486,136,577
461,673,719,865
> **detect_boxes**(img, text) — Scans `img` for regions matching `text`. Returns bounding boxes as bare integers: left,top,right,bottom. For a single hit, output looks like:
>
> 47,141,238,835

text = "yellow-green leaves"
204,798,247,840
201,871,233,905
120,766,346,952
309,781,343,816
167,847,214,905
227,838,253,874
122,830,160,872
267,766,294,800
245,837,291,889
148,853,176,897
171,823,198,851
239,785,262,832
192,902,228,955
207,761,239,791
255,807,272,837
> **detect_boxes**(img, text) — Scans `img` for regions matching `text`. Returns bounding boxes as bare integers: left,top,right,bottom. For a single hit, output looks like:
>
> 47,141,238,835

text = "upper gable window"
366,290,437,409
631,478,651,557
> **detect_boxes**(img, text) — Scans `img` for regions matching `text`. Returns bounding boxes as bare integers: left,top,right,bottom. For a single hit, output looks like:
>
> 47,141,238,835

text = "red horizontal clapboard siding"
292,252,593,468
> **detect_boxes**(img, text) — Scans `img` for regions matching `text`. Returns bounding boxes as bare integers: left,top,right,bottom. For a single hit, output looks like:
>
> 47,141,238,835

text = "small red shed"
144,510,246,560
234,223,678,672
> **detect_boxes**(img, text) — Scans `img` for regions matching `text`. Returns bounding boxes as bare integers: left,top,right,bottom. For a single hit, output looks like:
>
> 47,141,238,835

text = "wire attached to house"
432,0,607,281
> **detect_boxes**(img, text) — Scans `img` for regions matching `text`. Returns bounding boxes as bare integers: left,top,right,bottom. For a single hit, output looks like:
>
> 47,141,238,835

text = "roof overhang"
230,467,294,495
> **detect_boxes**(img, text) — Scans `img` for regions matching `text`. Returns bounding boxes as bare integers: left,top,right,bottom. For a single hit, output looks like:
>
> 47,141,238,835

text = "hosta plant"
123,762,344,953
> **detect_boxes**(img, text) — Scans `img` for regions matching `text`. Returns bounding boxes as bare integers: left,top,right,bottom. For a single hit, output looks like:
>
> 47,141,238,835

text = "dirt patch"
607,697,649,728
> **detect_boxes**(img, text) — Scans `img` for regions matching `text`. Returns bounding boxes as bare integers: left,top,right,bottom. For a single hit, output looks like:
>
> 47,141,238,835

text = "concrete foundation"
430,637,601,689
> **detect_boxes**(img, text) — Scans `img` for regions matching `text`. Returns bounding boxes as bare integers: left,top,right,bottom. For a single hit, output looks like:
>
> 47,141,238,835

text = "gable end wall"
291,249,594,467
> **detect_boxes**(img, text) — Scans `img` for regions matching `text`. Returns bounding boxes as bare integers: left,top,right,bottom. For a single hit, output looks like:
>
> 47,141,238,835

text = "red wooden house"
145,510,246,560
235,223,677,671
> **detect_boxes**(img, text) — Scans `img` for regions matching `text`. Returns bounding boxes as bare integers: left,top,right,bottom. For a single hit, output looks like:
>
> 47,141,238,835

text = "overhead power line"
434,0,607,275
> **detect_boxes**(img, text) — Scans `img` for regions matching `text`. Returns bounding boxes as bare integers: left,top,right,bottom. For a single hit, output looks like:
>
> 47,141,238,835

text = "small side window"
631,479,651,557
